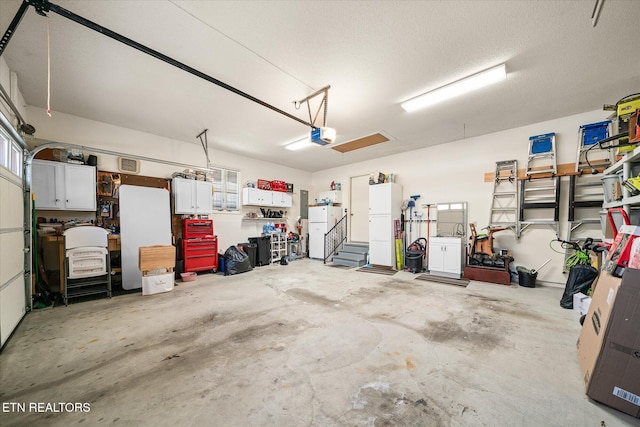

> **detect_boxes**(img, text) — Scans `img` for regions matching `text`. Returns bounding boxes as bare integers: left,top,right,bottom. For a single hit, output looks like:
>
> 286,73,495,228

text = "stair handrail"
324,210,348,264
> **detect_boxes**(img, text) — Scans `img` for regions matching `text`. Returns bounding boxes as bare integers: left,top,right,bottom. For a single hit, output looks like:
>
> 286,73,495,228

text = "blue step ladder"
526,132,557,176
575,120,613,173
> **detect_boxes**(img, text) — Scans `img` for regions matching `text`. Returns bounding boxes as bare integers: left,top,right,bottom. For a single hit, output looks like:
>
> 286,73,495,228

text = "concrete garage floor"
1,259,638,427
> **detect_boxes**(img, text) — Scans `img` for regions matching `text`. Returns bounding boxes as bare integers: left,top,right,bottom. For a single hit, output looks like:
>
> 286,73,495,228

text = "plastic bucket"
518,270,538,288
601,173,622,203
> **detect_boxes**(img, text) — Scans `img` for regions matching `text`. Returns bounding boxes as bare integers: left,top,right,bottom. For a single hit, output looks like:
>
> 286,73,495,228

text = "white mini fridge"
309,206,343,259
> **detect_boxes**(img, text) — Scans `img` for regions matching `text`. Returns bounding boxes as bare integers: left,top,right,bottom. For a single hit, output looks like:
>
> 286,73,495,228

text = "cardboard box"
577,268,640,418
138,245,175,272
142,272,174,296
573,292,592,316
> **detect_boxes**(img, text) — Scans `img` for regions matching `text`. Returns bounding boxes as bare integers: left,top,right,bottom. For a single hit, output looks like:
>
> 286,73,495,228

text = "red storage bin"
271,180,287,192
257,179,271,190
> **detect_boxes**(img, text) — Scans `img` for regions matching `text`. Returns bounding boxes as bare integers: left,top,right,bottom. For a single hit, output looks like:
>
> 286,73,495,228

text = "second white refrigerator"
309,206,343,259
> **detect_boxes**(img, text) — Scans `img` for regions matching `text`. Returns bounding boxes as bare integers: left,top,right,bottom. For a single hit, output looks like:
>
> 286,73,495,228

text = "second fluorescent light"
285,136,313,151
401,63,507,112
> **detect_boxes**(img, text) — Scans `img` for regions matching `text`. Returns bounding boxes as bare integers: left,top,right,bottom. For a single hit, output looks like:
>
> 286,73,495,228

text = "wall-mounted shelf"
603,145,640,175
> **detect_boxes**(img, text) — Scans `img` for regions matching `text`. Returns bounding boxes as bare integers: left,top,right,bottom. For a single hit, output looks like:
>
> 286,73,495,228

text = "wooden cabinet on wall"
172,178,213,215
242,188,291,207
32,159,96,211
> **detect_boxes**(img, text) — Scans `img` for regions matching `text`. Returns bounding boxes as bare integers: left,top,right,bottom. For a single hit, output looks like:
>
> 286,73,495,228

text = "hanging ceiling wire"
168,0,315,93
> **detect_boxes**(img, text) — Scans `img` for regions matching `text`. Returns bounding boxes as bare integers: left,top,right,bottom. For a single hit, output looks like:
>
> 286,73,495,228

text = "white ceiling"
1,0,639,172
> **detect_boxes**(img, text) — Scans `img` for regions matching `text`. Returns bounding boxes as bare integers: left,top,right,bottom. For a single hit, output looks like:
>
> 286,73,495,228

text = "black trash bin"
249,236,271,266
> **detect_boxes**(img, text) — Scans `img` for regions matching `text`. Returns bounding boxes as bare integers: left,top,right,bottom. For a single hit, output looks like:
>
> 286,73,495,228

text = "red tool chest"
182,219,218,273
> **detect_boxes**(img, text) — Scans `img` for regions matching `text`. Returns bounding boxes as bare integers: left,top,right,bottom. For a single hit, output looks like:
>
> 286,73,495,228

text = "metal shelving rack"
602,145,640,211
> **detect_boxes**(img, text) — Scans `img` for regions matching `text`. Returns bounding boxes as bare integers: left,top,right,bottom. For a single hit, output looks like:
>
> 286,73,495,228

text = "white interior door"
349,175,369,242
0,129,27,349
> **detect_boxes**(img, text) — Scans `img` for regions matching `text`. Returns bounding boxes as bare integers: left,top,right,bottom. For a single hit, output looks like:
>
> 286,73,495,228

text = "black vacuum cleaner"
406,238,427,273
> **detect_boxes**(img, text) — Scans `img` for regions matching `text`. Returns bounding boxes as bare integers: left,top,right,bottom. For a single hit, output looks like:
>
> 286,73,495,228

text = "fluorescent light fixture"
284,136,313,151
401,63,507,112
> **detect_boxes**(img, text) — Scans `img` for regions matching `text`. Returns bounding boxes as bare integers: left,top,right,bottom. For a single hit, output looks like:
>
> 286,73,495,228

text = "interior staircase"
331,242,369,267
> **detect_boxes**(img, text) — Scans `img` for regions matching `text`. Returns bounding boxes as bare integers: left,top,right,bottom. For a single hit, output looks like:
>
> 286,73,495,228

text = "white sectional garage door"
0,125,27,348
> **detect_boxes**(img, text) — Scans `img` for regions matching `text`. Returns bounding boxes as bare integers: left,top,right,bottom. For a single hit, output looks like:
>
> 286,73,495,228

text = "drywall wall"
23,103,616,285
311,109,613,285
25,107,311,251
0,57,27,129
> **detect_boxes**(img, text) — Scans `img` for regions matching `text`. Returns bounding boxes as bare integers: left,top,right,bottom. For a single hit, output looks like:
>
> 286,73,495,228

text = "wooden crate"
139,245,176,275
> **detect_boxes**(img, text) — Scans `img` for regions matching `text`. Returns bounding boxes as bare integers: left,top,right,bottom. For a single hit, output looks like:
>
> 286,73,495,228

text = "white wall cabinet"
272,191,292,207
173,178,213,215
32,160,96,211
428,237,464,278
242,188,291,207
368,183,402,267
242,188,272,206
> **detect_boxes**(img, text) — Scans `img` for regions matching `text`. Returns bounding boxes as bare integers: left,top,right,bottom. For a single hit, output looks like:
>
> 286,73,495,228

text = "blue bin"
218,254,225,274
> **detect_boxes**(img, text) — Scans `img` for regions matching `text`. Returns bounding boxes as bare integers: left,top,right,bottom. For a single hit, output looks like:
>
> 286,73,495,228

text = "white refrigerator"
309,206,344,259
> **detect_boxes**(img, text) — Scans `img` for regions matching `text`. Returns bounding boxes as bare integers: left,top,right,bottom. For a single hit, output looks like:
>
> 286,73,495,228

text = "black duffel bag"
224,245,253,276
560,264,599,309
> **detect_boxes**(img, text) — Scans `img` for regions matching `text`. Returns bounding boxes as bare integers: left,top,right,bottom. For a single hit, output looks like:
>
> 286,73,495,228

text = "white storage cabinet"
428,237,464,279
173,178,213,215
368,183,402,267
32,159,96,211
272,191,292,207
242,188,291,207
